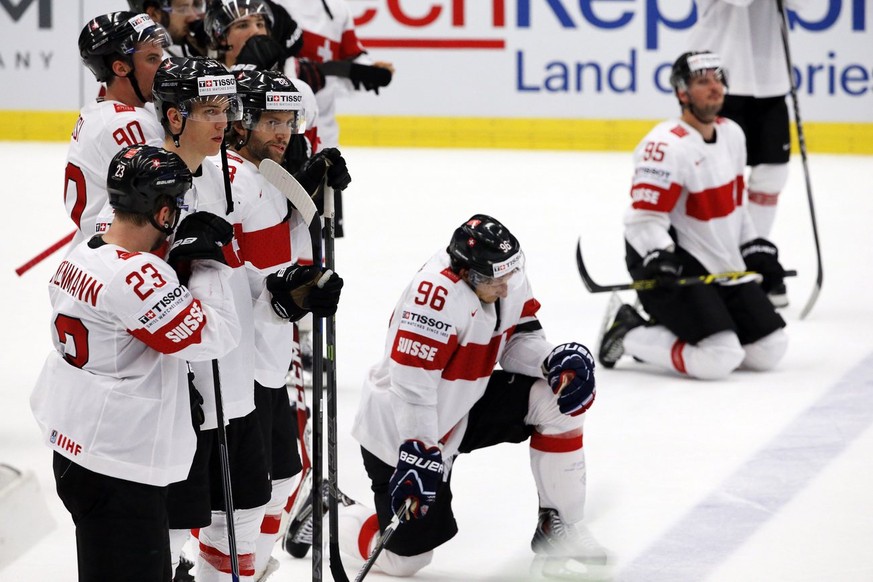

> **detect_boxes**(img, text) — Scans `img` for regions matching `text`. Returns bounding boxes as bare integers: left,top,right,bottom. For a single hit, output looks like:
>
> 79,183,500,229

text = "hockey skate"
598,303,646,368
530,508,610,580
172,554,195,582
283,480,356,558
767,282,789,308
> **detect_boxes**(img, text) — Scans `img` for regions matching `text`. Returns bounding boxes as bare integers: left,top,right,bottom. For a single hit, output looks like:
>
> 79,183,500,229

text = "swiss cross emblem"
151,159,161,168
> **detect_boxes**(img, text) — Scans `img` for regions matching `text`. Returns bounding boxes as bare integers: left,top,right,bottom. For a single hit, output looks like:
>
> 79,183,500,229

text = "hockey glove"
348,63,393,94
389,440,443,521
168,212,234,283
293,148,352,195
543,342,596,416
264,0,303,58
296,58,326,93
236,34,284,70
641,248,682,288
740,238,785,294
281,134,311,175
266,265,344,320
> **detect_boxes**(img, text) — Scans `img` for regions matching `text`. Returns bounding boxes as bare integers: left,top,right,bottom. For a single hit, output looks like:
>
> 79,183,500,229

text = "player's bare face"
684,71,725,123
185,99,233,157
132,42,166,99
225,15,268,66
167,0,200,43
244,111,296,163
470,271,514,303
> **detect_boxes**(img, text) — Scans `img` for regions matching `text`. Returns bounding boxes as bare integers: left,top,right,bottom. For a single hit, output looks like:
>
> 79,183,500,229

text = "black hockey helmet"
234,69,304,131
204,0,274,50
447,214,524,279
107,145,191,232
79,11,170,83
153,56,243,140
669,51,728,94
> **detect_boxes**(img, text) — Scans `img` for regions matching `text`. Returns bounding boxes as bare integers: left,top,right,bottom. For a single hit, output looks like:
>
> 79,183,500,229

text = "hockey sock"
625,326,745,380
255,477,294,576
747,163,788,238
169,528,190,572
336,502,380,561
529,429,586,524
196,506,265,582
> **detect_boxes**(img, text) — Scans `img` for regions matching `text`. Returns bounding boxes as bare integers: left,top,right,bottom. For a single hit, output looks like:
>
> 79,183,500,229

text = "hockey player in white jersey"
224,68,347,579
150,56,270,582
599,51,788,380
31,145,240,582
128,0,209,58
689,0,813,306
290,215,606,577
66,11,169,247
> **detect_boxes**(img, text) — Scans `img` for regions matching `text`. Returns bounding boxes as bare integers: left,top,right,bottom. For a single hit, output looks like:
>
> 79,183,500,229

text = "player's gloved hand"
347,62,393,94
186,18,210,57
641,248,683,288
281,134,310,174
265,0,303,58
168,211,234,275
186,369,205,429
389,440,443,521
236,34,284,70
543,342,596,416
293,148,352,195
266,265,344,320
740,237,785,293
296,58,325,93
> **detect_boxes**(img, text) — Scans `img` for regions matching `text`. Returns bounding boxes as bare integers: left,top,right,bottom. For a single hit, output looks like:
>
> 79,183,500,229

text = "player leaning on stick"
224,68,347,580
322,215,607,576
598,51,788,380
30,145,241,582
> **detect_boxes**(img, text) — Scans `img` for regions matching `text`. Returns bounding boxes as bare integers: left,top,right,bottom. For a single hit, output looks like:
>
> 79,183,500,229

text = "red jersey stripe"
240,222,292,269
442,331,512,382
129,299,207,355
631,182,683,212
685,176,743,221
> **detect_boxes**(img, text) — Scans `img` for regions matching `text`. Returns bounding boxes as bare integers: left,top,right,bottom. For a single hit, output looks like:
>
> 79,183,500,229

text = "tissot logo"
1,0,51,29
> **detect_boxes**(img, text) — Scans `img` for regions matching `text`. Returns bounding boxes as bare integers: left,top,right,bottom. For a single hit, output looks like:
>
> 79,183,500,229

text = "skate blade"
530,555,613,581
596,292,623,358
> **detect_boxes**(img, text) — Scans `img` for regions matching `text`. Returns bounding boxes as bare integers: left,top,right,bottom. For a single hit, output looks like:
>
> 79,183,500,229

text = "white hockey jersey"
64,100,164,247
185,161,258,428
624,117,758,274
688,0,812,97
31,240,240,486
221,150,312,388
278,0,370,148
351,252,554,466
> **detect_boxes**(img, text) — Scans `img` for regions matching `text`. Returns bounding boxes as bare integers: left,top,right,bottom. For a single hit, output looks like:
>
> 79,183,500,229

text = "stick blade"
259,158,317,225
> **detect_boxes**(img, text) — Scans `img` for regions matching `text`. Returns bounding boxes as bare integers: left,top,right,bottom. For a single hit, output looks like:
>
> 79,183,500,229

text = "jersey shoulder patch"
439,267,461,283
113,103,136,113
670,125,689,138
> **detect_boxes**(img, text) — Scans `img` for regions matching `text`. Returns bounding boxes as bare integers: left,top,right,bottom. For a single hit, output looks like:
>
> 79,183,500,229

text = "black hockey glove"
186,18,210,57
266,265,344,320
641,248,682,288
389,440,443,522
281,134,311,175
543,342,596,416
296,58,326,93
293,148,352,195
264,0,303,58
348,63,393,94
740,238,785,294
186,366,205,430
168,212,234,280
236,34,284,70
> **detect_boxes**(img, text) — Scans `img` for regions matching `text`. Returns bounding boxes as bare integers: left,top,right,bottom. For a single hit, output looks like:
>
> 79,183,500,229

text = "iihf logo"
50,430,58,444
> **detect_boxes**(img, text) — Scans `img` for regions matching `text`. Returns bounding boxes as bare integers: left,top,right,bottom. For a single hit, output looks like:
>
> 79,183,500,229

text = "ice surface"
1,143,871,581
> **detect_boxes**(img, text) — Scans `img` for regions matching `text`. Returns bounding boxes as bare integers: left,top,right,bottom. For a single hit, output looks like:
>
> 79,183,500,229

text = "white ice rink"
1,142,871,581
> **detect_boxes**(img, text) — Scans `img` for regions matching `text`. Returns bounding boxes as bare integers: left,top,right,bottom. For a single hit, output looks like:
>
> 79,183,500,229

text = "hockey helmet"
669,51,728,93
152,56,244,131
234,69,305,133
107,145,191,222
204,0,274,49
79,11,171,83
447,214,524,281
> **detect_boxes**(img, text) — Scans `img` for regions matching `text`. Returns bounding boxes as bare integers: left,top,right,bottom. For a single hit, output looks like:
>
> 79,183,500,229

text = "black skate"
283,480,356,558
598,304,646,368
173,554,195,582
768,281,789,308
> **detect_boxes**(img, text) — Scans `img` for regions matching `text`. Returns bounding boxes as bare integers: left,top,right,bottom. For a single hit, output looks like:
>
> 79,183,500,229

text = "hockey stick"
212,359,240,582
15,230,76,276
776,0,823,319
576,239,796,293
322,184,350,582
259,159,318,226
353,499,412,582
